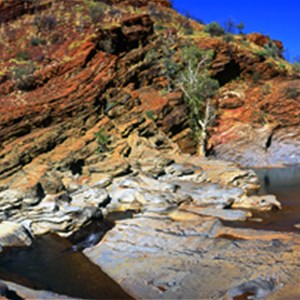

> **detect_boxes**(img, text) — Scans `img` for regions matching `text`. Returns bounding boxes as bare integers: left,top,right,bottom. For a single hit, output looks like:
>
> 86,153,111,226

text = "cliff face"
0,0,299,195
0,0,157,183
1,3,300,298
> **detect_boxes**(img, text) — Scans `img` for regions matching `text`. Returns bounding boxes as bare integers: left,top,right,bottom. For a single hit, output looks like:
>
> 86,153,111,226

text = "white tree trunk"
196,129,207,157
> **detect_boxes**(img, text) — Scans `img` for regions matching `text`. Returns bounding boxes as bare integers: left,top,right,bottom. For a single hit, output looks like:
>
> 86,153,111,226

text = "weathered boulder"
0,189,24,211
247,33,283,51
233,194,281,211
70,188,110,208
0,221,32,248
87,160,131,177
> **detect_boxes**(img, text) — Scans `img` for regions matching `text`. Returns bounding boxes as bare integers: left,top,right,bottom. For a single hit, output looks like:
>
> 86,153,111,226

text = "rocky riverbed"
1,133,299,299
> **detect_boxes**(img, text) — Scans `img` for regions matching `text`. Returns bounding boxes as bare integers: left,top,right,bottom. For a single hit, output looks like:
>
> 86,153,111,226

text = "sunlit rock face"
210,77,300,167
212,124,300,167
0,0,300,299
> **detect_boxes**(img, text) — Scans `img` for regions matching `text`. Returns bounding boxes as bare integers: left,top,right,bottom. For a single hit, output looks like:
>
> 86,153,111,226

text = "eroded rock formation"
0,0,300,299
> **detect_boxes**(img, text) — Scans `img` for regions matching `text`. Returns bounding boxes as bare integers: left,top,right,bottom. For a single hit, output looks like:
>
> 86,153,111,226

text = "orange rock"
247,32,270,47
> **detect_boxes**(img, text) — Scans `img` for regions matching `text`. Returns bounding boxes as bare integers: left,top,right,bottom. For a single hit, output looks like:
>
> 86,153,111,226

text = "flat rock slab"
85,215,300,299
179,204,251,221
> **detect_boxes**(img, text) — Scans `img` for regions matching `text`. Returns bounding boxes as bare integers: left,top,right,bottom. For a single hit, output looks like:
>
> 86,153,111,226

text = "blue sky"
173,0,300,62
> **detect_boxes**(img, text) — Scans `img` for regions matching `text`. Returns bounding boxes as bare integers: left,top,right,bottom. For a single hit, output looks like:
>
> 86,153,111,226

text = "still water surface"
0,220,132,299
226,165,300,231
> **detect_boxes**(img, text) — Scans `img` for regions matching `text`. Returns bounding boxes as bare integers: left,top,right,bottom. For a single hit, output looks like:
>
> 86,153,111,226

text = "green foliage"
183,23,194,35
88,2,105,24
223,19,246,35
98,38,115,54
237,22,245,34
154,23,165,31
163,58,180,89
279,62,286,70
12,62,36,91
161,38,180,91
292,57,300,74
16,51,31,61
95,128,110,153
145,110,155,120
264,41,281,58
262,83,272,95
256,49,268,58
204,22,225,37
30,37,42,47
240,39,250,47
34,14,57,31
180,46,219,137
160,89,169,96
145,48,160,64
257,41,282,59
223,33,234,43
292,62,300,73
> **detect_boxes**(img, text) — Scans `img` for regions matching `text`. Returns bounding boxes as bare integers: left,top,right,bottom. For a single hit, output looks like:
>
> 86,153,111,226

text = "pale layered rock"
88,174,112,189
171,154,260,193
0,190,24,211
214,125,300,167
179,204,252,222
87,159,131,177
174,181,242,208
164,163,197,177
70,188,110,208
0,190,103,237
233,194,281,211
0,149,279,242
3,281,76,300
0,221,32,248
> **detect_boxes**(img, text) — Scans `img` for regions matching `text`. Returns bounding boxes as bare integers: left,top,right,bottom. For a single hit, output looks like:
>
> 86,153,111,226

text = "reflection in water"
0,225,132,299
263,175,270,188
225,165,300,232
257,165,300,195
0,211,138,299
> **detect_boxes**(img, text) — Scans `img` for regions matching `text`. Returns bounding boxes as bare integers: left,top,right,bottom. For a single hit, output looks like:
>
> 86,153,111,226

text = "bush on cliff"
284,84,300,99
88,2,106,24
292,57,300,75
257,41,282,59
12,62,37,91
204,22,225,37
95,128,110,153
34,14,57,32
263,41,282,58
